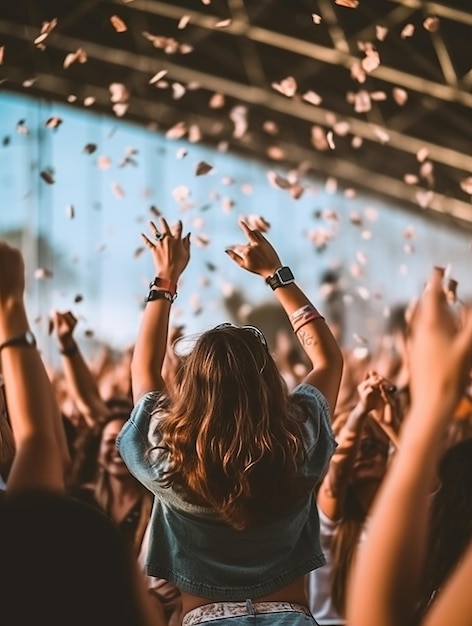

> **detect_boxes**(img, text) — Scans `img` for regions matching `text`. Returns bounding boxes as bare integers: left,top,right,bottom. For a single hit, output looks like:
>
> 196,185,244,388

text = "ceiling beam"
387,0,472,27
2,18,472,175
106,0,472,108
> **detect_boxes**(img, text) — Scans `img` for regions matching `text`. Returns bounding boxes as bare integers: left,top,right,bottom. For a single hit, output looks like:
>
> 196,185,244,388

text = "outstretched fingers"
225,247,244,267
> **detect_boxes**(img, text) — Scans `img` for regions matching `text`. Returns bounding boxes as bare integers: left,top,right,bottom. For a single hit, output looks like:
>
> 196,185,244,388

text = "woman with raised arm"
346,268,472,626
0,240,165,626
308,370,399,625
117,217,344,626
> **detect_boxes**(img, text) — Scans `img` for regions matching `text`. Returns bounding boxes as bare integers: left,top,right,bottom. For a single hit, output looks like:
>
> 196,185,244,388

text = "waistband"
182,601,313,625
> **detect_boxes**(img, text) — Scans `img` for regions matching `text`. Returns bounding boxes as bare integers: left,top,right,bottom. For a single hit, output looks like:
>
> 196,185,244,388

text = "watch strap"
146,289,177,303
265,266,295,290
0,330,37,352
149,276,177,295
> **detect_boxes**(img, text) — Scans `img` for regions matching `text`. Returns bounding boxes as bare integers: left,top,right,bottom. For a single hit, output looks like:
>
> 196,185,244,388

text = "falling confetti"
110,15,128,32
45,116,63,129
196,161,214,176
401,24,415,38
312,14,322,24
423,16,439,32
63,47,88,69
335,0,359,7
271,76,297,97
40,170,55,184
34,18,58,46
178,15,191,29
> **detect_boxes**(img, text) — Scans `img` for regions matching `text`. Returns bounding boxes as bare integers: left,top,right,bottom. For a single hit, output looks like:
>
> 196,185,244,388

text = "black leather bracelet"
146,289,176,303
59,343,78,356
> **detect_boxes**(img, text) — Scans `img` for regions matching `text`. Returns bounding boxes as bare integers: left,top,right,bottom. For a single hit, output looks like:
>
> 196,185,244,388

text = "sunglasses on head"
358,438,389,458
213,323,269,373
213,323,268,349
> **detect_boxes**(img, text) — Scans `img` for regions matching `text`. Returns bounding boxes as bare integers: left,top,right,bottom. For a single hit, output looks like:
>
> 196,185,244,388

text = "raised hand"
0,241,25,305
225,219,282,279
408,267,472,413
141,218,190,282
51,310,77,342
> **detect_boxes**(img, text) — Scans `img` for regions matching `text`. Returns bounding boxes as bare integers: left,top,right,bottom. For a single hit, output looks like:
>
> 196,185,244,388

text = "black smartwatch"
146,289,177,303
265,266,295,290
0,330,37,352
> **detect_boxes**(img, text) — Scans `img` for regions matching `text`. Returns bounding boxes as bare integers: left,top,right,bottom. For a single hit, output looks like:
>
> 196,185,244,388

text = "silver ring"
154,231,165,242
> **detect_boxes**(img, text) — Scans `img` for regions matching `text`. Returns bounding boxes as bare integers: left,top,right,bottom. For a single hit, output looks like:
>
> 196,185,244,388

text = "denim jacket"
116,384,336,600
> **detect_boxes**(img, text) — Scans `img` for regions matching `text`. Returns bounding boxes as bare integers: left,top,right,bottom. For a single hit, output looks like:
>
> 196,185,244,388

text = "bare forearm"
347,403,449,626
59,344,110,422
0,301,66,490
131,299,171,402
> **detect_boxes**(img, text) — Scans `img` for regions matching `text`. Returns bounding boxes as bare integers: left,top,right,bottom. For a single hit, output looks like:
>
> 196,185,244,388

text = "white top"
308,508,344,625
308,508,369,624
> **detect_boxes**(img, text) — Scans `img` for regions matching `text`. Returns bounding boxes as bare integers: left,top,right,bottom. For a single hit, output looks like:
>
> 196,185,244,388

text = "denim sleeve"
115,391,165,493
291,383,337,482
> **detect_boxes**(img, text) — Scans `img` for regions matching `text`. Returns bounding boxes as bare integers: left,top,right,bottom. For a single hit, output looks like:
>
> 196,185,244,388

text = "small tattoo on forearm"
297,329,315,347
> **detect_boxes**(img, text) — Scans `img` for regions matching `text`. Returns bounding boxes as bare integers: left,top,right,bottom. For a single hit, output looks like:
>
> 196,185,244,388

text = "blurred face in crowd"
98,418,129,478
351,433,389,484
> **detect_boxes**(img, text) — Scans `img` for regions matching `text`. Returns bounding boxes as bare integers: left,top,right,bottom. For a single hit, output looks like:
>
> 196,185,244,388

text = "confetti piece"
335,0,359,7
110,15,127,32
178,15,191,29
423,16,439,32
34,267,53,279
97,156,111,170
416,147,429,162
353,332,369,344
84,143,97,154
230,105,248,139
311,126,329,151
63,47,88,69
67,94,77,103
166,121,188,140
74,294,84,304
45,116,62,129
334,121,350,136
65,205,75,219
312,14,322,24
172,82,186,99
172,185,191,202
401,23,415,38
404,173,419,185
460,177,472,194
40,170,55,184
34,18,57,46
302,90,322,106
271,76,297,97
373,127,390,144
267,146,285,160
350,61,366,84
16,120,29,135
263,120,279,135
109,82,129,103
326,131,335,150
361,48,381,73
349,211,362,226
149,69,168,84
356,286,370,300
215,19,232,28
188,124,202,143
176,148,187,159
393,87,408,106
83,96,96,107
22,78,37,88
201,0,211,4
353,90,371,113
209,93,225,108
243,215,271,232
111,182,125,199
375,25,388,41
325,177,338,194
196,161,213,176
416,189,434,208
370,91,387,101
351,136,363,149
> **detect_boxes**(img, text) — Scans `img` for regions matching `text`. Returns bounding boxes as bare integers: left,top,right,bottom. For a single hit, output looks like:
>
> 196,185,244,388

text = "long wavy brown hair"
149,325,314,530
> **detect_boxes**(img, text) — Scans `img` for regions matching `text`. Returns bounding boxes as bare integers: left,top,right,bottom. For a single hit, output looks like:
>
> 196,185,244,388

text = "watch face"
278,266,294,283
25,330,36,346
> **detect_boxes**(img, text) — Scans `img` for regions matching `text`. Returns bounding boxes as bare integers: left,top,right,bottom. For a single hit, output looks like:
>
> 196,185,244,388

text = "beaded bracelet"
289,304,325,334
